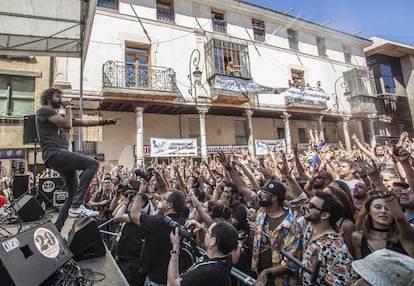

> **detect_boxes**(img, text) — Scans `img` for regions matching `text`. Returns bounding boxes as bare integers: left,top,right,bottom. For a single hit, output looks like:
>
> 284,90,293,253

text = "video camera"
163,216,195,240
134,168,155,182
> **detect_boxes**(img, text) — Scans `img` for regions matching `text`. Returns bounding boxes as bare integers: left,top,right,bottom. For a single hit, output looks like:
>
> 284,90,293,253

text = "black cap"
263,180,286,202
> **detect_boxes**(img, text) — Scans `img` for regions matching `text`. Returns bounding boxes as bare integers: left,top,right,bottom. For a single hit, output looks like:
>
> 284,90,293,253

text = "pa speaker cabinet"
0,221,72,286
68,217,106,261
38,177,64,209
12,175,29,200
23,115,38,145
13,195,45,222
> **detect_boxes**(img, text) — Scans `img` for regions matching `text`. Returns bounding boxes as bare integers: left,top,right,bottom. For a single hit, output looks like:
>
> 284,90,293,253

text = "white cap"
352,249,414,286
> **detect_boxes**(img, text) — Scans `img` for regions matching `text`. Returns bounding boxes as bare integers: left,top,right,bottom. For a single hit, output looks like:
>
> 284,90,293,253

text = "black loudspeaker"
0,221,72,286
37,177,64,209
13,195,45,222
23,115,38,145
12,175,29,200
68,217,106,261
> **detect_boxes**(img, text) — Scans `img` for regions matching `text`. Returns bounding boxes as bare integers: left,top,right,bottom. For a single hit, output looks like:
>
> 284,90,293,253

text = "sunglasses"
308,202,324,212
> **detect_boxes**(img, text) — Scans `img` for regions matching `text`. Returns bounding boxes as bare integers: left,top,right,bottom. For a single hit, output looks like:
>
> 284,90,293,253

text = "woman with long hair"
351,194,414,259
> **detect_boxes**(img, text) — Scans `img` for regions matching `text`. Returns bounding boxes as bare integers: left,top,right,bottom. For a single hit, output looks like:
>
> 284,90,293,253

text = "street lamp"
188,49,202,106
333,75,348,113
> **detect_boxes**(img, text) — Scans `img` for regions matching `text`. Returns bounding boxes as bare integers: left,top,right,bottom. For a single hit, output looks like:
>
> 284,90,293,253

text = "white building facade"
55,0,375,168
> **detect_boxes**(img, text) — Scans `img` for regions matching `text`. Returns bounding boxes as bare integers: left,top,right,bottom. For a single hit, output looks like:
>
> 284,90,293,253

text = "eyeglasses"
308,202,324,212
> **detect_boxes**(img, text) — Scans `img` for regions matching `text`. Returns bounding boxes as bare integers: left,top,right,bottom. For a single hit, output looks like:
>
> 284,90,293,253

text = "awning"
0,0,97,67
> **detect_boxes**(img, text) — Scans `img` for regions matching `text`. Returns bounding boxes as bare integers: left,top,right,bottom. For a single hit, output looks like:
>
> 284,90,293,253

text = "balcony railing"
349,94,376,114
373,93,411,120
212,19,227,33
285,96,327,110
102,61,176,92
157,7,174,22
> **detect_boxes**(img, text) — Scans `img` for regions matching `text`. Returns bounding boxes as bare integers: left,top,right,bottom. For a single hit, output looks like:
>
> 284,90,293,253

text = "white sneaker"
68,205,99,218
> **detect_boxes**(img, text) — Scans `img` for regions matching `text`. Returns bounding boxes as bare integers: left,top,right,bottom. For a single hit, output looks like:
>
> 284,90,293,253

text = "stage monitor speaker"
12,175,29,200
0,221,72,286
38,177,64,209
68,217,106,261
13,195,45,222
23,115,39,145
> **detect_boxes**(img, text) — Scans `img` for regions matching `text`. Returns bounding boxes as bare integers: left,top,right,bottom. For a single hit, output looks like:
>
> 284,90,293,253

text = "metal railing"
212,19,227,33
374,93,411,119
102,61,177,92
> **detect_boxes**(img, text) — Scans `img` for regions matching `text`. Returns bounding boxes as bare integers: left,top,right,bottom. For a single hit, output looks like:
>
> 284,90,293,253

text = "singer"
36,88,120,231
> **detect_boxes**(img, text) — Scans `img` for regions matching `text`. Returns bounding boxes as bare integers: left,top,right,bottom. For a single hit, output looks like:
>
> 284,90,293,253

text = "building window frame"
316,37,327,57
290,69,305,88
379,64,396,94
97,0,119,10
0,75,35,117
298,128,309,143
205,38,251,79
252,19,265,42
287,29,299,50
211,10,227,34
125,43,150,88
235,120,247,145
343,45,352,64
157,0,174,22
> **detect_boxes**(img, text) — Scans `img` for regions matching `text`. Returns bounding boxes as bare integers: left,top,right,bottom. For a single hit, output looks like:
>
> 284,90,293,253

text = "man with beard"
352,181,369,214
36,88,119,231
302,191,354,286
304,170,333,195
130,189,185,286
244,180,302,286
398,189,414,229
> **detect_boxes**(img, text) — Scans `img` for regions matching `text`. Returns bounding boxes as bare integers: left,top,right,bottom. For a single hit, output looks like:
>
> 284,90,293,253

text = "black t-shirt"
36,106,71,163
230,202,249,234
139,213,185,284
117,221,146,259
180,255,232,286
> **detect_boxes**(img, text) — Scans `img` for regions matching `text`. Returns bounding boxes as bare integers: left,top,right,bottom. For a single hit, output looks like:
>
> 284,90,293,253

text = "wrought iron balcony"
374,93,411,120
157,7,174,22
102,61,177,92
348,94,376,115
285,96,328,110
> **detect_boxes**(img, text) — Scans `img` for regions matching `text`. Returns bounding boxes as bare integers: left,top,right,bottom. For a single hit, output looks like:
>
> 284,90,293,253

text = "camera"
134,168,154,182
124,189,137,199
116,184,129,193
393,146,403,157
163,216,195,239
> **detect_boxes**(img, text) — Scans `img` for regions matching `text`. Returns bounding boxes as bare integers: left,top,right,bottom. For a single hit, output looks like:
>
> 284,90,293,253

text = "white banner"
150,138,197,157
285,87,330,102
255,139,286,155
214,75,265,93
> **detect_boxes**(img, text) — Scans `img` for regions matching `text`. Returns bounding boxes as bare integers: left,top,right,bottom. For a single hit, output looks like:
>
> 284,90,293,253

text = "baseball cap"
352,249,414,286
263,180,286,201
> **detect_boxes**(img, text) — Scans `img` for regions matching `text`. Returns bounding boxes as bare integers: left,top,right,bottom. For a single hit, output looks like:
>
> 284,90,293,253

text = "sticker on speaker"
41,180,56,193
34,227,60,258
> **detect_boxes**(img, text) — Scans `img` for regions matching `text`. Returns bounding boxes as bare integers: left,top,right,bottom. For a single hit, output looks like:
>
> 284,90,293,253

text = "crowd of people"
28,129,412,286
2,126,414,285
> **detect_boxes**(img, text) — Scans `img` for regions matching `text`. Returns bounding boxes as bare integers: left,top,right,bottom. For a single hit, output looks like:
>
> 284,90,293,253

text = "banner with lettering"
285,87,330,101
150,138,197,157
255,139,286,155
214,75,265,93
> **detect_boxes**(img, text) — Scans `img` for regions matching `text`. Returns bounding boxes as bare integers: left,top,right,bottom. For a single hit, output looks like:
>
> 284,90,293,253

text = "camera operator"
167,221,238,286
113,183,154,286
130,187,186,286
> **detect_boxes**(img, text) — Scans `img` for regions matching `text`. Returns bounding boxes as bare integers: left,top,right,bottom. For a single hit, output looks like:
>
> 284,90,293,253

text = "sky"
247,0,414,46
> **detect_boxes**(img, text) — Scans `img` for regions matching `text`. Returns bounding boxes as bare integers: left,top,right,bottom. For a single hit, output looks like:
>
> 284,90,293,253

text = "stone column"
317,115,325,142
342,116,351,152
244,108,255,160
135,107,144,168
281,112,292,153
367,117,376,148
198,106,209,161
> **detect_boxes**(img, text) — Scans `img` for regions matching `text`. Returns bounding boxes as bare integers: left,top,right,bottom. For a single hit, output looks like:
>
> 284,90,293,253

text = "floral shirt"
302,224,354,286
252,207,303,286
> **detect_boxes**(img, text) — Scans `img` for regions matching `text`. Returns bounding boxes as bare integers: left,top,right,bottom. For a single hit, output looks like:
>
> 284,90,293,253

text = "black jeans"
46,149,99,231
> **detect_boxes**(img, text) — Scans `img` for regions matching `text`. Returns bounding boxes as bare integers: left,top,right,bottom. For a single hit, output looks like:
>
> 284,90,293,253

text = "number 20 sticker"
34,228,60,259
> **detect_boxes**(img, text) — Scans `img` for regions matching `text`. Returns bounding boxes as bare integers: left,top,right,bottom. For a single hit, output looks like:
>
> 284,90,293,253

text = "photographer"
130,188,186,286
167,221,238,286
113,183,154,286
